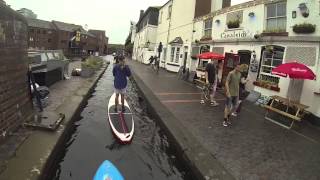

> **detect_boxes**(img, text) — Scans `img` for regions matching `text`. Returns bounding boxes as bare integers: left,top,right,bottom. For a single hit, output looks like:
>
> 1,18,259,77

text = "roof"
52,20,86,33
26,18,55,29
136,6,160,26
159,0,172,9
169,37,183,45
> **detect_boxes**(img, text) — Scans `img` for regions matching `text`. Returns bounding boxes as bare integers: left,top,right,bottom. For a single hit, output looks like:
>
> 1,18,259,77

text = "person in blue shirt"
112,56,131,112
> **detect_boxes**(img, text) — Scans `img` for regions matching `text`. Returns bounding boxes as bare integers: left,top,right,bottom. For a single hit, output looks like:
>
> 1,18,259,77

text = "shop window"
170,47,175,62
203,19,212,38
258,46,285,84
29,37,34,42
175,47,180,63
265,2,286,32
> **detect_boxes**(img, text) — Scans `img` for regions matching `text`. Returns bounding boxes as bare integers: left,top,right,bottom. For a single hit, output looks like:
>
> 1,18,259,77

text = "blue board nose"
94,160,124,180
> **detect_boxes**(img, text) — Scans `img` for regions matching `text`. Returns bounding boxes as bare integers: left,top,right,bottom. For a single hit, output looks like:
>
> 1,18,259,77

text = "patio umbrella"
272,61,316,102
197,52,225,60
272,62,316,80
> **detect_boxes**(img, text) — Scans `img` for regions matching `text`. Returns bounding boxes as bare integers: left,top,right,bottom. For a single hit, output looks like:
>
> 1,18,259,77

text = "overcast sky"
6,0,249,44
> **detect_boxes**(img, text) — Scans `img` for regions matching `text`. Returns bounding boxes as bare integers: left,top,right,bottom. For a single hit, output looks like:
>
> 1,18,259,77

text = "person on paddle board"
112,56,131,112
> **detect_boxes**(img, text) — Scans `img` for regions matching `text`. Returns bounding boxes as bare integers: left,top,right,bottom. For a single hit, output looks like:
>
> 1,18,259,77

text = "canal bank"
0,60,108,180
131,68,234,180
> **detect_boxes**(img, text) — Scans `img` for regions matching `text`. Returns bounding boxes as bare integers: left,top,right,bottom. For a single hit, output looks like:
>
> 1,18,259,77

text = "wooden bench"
263,95,308,129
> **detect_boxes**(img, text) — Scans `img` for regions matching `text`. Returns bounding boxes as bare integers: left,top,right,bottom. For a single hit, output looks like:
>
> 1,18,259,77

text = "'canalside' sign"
221,30,252,39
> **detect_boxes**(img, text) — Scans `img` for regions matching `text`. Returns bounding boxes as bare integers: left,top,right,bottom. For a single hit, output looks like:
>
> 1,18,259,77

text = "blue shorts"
226,96,238,109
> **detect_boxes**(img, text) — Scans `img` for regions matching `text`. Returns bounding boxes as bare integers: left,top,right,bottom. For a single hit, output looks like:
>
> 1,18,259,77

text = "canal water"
49,56,193,180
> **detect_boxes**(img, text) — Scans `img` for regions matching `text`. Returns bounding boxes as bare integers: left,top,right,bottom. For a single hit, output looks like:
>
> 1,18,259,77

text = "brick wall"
0,3,33,142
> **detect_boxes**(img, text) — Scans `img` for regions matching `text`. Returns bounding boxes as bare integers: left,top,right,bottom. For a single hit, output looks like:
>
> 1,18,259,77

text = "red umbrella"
197,52,225,60
272,62,316,80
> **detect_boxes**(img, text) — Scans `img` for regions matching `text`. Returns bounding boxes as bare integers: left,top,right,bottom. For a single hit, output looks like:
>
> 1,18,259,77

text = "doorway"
221,53,240,85
183,46,188,73
238,50,251,66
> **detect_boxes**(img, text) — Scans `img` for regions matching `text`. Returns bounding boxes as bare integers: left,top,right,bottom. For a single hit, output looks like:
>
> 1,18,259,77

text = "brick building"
52,20,87,57
88,30,108,55
0,3,34,142
27,18,57,50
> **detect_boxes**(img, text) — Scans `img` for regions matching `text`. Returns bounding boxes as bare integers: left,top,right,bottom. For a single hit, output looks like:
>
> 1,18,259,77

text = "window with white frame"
259,46,285,84
168,5,172,19
170,47,175,62
175,47,180,63
266,2,287,32
203,19,212,38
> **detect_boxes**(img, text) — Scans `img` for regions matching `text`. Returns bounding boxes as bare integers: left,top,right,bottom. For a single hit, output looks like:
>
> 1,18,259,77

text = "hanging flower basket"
200,35,212,41
293,23,316,34
227,20,240,29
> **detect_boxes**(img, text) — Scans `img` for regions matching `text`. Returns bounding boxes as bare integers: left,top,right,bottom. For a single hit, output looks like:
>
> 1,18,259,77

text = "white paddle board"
107,93,134,143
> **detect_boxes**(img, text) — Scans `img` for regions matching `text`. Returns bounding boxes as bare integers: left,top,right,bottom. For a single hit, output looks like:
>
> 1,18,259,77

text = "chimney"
222,0,231,8
139,10,144,20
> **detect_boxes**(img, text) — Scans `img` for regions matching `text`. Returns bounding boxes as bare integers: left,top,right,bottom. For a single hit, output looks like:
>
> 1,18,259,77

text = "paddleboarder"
112,56,131,112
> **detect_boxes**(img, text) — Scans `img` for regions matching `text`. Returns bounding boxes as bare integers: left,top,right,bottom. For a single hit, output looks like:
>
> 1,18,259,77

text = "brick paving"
128,60,320,180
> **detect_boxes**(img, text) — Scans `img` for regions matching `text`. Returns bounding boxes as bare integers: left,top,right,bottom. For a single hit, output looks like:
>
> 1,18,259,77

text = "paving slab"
129,60,320,180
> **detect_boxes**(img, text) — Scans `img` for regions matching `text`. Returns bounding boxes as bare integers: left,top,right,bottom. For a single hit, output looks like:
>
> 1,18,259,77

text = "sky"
6,0,249,44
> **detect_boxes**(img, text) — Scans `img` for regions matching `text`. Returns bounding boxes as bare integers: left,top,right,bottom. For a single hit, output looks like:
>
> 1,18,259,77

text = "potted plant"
293,23,316,34
227,19,240,29
261,28,288,36
81,56,103,77
81,61,95,78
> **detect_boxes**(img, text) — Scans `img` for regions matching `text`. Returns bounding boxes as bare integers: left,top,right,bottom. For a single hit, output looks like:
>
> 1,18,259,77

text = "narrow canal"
49,56,193,180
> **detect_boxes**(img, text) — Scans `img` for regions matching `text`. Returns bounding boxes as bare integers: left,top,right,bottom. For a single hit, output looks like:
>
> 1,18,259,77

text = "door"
221,53,240,85
238,50,251,66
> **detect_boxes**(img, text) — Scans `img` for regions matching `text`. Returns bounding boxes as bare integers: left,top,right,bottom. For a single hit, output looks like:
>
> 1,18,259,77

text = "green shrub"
81,56,103,69
227,19,240,29
293,23,316,34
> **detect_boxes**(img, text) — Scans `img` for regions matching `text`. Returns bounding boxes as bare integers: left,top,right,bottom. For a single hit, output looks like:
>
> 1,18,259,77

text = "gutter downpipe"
165,0,174,69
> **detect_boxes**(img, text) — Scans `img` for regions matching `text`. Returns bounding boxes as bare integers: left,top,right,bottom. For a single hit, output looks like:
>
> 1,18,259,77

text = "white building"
192,0,320,117
132,7,160,64
130,21,137,44
155,0,231,72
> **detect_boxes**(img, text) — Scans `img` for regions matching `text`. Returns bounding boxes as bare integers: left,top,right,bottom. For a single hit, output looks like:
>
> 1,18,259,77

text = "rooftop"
26,18,55,29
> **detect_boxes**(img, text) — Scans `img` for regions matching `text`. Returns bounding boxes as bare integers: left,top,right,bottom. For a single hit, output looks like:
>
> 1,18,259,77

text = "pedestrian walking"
223,64,242,127
112,56,132,112
232,64,249,117
200,59,219,106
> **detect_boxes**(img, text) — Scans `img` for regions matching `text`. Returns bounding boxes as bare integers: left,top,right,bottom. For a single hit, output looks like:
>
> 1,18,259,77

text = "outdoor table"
263,95,309,129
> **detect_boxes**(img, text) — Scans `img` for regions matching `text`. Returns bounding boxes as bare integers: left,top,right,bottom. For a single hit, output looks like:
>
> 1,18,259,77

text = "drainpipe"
165,0,174,69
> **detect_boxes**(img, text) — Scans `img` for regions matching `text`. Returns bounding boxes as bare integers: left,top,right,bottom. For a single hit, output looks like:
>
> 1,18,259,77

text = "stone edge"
131,71,235,180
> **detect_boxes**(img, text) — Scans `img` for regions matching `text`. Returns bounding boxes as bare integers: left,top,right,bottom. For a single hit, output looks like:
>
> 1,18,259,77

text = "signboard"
220,30,252,39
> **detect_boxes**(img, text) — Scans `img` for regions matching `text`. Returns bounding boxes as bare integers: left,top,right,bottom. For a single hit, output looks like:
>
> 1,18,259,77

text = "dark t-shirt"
112,64,131,89
205,63,216,84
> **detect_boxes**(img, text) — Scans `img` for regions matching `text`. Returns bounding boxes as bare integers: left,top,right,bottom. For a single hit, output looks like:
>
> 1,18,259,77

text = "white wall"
287,0,320,36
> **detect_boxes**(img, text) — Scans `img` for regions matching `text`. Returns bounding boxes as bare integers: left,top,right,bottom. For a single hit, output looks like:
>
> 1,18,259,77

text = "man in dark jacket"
112,56,131,112
200,59,219,106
